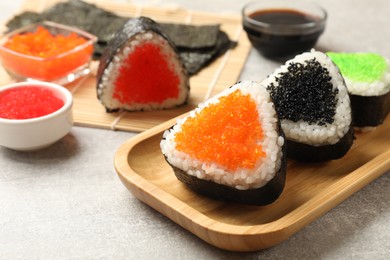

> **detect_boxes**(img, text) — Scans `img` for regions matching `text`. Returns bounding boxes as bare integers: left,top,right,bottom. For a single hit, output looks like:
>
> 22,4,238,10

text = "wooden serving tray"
2,0,251,132
114,115,390,252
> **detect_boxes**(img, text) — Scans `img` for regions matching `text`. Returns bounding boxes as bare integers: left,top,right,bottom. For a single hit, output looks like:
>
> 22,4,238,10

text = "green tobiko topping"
327,52,388,83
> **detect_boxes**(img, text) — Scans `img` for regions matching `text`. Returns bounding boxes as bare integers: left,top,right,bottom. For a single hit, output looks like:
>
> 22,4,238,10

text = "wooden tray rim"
114,115,390,251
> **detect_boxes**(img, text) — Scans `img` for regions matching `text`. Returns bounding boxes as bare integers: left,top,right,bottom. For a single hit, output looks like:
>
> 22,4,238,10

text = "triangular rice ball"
263,50,354,162
161,81,286,206
97,17,189,112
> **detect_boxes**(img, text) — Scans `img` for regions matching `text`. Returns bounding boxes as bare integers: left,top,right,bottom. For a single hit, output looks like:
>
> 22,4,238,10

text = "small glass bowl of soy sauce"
242,0,327,60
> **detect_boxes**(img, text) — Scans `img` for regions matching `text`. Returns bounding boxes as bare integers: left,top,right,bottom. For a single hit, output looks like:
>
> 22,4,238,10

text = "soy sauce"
250,9,317,25
243,9,325,59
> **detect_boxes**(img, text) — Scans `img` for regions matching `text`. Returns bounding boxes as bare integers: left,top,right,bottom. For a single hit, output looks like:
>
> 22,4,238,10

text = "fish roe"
267,58,337,125
174,89,265,171
0,86,64,119
327,52,388,82
0,26,93,81
113,42,180,104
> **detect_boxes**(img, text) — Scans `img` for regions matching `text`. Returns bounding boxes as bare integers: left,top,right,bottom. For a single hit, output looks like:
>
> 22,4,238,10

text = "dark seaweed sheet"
160,23,220,50
5,11,42,29
179,31,237,75
4,0,236,75
42,0,128,43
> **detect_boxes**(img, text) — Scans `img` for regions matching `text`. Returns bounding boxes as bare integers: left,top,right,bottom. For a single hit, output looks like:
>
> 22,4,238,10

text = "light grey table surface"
1,0,389,259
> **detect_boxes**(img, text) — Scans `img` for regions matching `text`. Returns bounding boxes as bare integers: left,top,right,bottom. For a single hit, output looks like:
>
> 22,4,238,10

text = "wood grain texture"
114,114,390,252
5,0,251,132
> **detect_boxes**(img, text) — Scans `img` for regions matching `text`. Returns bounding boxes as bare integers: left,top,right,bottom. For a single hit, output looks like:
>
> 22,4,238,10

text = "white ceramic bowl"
0,81,73,151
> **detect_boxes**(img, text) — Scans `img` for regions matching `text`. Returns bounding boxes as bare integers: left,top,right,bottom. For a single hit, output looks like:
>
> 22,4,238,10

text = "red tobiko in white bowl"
0,81,73,151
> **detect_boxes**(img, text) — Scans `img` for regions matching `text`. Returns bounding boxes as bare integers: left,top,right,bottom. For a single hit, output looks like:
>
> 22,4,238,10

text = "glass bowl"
242,0,327,60
0,21,97,84
0,81,73,151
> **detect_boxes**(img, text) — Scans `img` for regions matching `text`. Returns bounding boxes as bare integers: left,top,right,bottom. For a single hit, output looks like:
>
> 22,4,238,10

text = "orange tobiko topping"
1,26,93,81
174,89,265,171
4,26,89,58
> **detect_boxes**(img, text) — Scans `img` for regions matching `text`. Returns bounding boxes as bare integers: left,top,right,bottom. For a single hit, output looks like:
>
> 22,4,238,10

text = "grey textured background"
1,0,389,259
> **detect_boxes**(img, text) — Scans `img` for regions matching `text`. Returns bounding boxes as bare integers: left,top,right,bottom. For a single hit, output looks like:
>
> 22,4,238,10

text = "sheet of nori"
4,0,236,75
179,31,237,75
160,23,220,50
5,11,42,29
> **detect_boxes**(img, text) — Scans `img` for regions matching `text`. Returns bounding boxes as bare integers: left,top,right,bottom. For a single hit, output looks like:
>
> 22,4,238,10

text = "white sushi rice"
97,31,188,111
344,65,390,96
160,81,284,190
262,50,352,146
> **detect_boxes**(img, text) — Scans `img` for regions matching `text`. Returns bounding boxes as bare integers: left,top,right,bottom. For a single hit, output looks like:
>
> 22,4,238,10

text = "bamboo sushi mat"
0,0,251,132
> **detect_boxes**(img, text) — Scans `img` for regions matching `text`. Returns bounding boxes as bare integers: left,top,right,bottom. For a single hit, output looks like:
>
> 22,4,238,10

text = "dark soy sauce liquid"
244,9,324,59
250,9,316,25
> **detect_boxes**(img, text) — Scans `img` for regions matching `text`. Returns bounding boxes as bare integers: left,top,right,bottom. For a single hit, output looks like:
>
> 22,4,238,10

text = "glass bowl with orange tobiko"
0,21,97,84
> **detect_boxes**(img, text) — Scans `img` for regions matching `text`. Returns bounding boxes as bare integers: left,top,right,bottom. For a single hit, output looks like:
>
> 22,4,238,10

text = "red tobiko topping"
113,42,180,104
0,86,64,119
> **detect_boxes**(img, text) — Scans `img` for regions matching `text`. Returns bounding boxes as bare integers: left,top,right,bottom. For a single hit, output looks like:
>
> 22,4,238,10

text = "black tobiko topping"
267,58,338,125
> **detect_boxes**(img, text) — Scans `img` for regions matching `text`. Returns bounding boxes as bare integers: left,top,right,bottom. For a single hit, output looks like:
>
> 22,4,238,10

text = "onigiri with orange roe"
160,81,286,206
96,17,189,112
